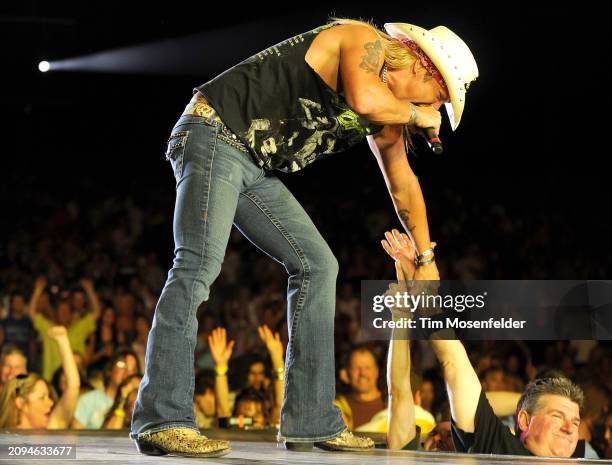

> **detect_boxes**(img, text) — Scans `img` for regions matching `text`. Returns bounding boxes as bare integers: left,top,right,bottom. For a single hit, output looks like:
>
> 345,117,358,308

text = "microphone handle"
424,128,443,155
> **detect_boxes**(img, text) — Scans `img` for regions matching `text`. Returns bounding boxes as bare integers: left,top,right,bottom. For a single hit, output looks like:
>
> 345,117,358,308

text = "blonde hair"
329,17,416,69
0,374,55,428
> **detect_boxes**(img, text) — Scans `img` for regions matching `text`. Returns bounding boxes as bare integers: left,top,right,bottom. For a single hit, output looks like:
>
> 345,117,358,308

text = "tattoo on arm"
398,209,417,232
359,40,383,75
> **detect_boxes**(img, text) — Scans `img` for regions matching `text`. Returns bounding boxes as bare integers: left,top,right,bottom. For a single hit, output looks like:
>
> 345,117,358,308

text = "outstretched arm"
383,231,418,449
28,276,47,321
384,231,480,433
80,278,101,321
368,127,439,280
208,328,234,419
258,325,284,425
47,326,81,429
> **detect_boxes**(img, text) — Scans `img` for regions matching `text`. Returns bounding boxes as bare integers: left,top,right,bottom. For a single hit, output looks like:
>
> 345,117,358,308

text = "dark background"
1,2,608,278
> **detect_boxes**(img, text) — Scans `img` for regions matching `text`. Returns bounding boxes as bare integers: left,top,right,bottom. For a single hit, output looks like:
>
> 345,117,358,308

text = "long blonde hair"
329,17,416,69
0,374,55,428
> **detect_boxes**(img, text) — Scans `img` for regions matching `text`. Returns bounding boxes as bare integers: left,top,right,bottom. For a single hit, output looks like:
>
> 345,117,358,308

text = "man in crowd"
0,345,28,391
335,346,385,430
1,292,35,365
382,229,586,458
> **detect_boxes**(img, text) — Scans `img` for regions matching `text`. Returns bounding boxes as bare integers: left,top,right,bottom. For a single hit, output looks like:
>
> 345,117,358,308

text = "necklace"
381,64,388,84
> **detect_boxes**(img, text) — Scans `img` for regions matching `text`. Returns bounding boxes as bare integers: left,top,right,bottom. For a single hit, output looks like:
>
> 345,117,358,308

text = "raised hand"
381,229,418,280
48,325,68,341
79,278,95,293
34,276,48,293
258,325,284,364
208,327,235,367
120,377,141,399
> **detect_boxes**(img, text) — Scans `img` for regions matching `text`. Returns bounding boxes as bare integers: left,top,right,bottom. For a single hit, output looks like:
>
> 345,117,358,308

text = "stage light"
38,61,50,72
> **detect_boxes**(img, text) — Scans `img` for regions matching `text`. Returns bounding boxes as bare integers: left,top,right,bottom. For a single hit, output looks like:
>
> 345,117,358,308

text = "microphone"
423,128,443,155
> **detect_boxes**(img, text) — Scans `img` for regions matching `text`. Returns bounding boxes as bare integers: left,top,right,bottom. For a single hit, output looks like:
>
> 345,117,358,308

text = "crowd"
0,181,609,458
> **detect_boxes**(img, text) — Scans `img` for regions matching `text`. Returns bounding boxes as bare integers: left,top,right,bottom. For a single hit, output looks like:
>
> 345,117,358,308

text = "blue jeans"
130,114,345,442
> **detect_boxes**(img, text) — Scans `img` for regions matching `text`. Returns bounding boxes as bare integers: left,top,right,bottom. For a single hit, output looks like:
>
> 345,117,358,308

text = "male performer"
130,18,478,457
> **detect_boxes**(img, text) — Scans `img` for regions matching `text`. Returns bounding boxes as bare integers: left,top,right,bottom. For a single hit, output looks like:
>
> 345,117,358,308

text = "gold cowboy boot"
285,429,375,452
134,427,230,458
315,430,375,452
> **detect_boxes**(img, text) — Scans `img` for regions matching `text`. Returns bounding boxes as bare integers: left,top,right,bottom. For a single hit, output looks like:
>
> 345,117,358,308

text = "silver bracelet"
417,256,436,267
417,248,434,260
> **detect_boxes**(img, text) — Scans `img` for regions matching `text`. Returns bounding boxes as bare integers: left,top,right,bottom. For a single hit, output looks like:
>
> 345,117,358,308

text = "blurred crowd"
0,186,610,457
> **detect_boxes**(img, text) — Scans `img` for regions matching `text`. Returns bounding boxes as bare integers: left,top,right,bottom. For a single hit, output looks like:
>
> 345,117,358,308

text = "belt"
182,94,250,155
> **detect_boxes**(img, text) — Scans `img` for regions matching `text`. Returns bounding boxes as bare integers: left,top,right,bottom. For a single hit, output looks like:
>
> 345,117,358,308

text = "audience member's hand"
35,276,48,293
208,327,235,367
48,325,68,341
381,229,420,280
119,377,140,399
258,325,284,363
79,277,95,293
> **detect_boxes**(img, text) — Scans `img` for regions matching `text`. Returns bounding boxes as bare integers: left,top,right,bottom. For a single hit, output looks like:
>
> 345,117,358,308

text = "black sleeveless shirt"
195,24,382,173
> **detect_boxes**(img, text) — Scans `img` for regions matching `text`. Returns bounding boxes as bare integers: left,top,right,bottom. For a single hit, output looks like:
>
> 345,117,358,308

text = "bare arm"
258,325,284,425
28,276,47,321
428,340,481,432
338,25,440,128
383,234,418,449
47,326,81,429
80,278,101,321
387,322,416,448
369,127,440,281
208,328,233,419
485,391,521,418
384,231,480,432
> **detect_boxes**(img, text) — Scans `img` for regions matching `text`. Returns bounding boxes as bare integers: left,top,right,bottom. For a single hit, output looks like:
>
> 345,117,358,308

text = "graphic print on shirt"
244,90,372,173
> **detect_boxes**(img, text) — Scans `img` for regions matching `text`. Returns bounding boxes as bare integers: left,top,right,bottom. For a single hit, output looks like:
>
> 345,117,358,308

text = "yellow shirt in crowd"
33,313,96,380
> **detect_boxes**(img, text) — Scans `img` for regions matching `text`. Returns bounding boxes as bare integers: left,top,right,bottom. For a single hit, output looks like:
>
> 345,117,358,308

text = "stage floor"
0,429,605,464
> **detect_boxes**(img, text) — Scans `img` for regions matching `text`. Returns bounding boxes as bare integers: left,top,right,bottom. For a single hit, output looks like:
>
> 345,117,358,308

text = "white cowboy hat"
384,22,479,131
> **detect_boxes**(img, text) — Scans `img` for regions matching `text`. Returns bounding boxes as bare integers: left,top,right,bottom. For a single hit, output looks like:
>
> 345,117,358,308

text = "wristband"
215,365,228,376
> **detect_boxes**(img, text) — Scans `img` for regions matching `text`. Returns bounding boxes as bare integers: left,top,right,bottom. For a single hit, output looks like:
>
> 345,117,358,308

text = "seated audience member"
194,370,217,428
334,345,385,431
72,350,139,428
87,305,117,365
102,373,142,429
356,369,436,437
208,325,284,426
423,421,455,452
0,345,28,391
382,228,587,458
0,326,80,428
419,376,436,416
233,388,267,429
1,292,35,363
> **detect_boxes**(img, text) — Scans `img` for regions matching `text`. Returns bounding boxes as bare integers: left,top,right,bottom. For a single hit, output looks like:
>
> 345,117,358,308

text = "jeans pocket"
165,130,189,181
